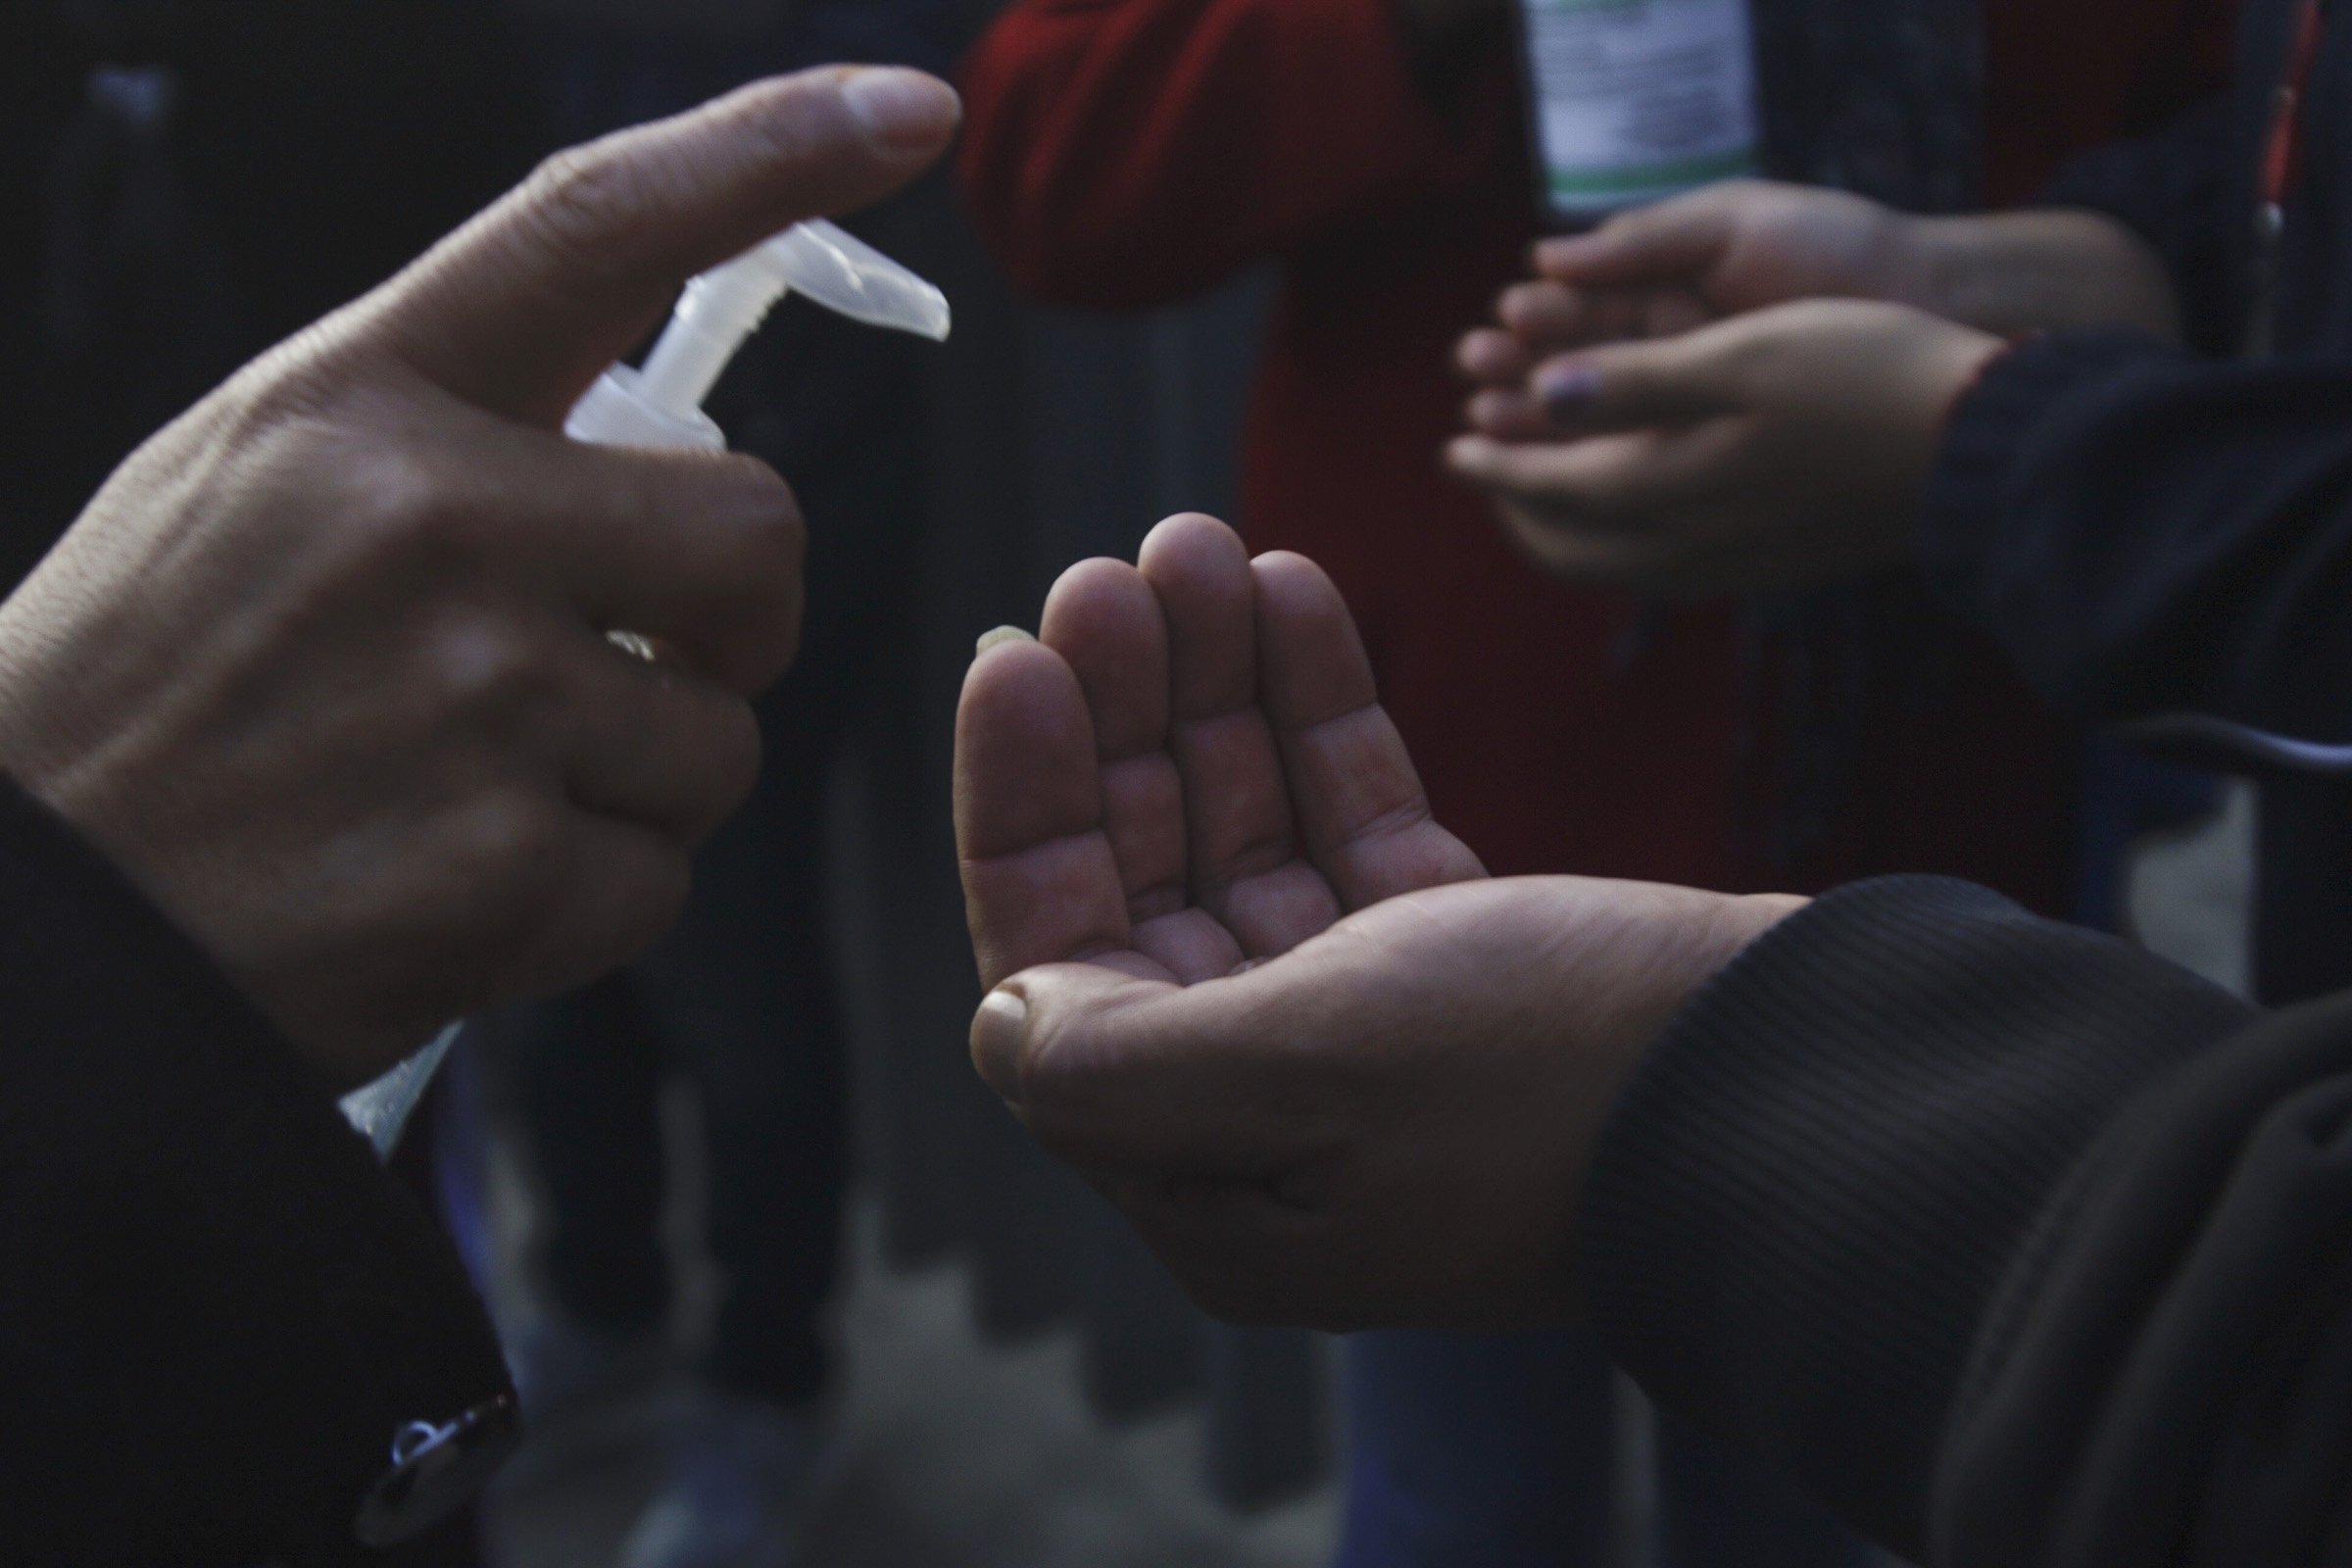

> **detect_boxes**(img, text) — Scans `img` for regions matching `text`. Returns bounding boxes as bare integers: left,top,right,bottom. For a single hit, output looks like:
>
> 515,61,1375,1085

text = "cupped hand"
1448,298,2004,598
956,515,1803,1327
1456,180,1930,408
0,66,962,1087
957,512,1486,994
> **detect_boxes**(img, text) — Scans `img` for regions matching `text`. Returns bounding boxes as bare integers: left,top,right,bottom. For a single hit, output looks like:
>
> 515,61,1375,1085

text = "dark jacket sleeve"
2027,0,2286,355
1580,875,2352,1565
1918,327,2352,745
0,776,513,1567
2034,99,2245,353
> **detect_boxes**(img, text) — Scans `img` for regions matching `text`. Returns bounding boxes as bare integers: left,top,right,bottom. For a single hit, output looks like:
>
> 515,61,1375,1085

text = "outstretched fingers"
955,637,1140,990
1251,553,1484,907
1140,514,1342,959
1039,557,1245,983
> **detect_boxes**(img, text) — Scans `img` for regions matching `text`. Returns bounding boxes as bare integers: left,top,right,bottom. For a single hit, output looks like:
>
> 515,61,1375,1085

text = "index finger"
1533,181,1747,287
359,67,960,427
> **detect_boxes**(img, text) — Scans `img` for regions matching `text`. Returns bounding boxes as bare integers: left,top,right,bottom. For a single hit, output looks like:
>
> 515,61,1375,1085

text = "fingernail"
970,988,1030,1103
1539,364,1603,416
841,68,961,152
975,624,1035,657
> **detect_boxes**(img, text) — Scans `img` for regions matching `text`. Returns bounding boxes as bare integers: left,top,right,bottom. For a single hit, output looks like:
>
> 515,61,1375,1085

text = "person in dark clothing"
949,507,2352,1568
0,67,959,1565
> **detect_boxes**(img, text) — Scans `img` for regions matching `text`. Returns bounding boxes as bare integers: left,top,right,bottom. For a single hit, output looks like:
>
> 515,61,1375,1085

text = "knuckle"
722,461,807,578
349,448,451,545
667,692,763,837
514,144,652,288
325,429,493,571
450,793,571,920
421,609,552,713
214,345,347,442
701,462,807,676
528,144,636,242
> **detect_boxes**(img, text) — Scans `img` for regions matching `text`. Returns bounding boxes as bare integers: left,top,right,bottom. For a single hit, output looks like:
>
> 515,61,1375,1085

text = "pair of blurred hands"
1449,179,2180,594
949,183,2187,1333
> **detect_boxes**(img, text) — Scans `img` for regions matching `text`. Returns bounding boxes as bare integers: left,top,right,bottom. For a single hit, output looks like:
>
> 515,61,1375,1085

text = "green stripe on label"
1548,148,1756,197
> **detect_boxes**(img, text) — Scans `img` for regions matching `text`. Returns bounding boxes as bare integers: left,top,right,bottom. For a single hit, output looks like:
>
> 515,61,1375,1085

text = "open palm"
956,513,1485,995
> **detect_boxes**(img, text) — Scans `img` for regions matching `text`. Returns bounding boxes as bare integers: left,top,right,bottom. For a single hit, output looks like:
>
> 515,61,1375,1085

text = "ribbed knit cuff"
1579,877,2253,1557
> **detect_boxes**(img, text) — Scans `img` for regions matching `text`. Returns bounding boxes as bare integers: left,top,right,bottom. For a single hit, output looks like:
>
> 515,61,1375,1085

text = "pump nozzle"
565,219,951,452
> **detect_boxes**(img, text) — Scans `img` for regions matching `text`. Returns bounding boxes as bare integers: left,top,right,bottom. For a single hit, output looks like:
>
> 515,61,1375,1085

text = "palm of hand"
956,514,1485,997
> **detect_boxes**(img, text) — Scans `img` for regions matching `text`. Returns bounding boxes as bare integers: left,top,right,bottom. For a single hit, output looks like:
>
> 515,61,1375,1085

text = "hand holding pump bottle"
342,220,951,1153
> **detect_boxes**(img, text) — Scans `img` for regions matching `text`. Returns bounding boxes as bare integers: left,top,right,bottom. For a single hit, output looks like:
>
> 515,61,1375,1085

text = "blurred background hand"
1449,299,2005,597
1458,181,1936,395
1457,181,2180,412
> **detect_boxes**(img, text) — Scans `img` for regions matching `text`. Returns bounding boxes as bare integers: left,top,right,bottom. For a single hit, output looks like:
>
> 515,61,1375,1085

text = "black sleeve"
1580,875,2352,1565
0,776,513,1566
1917,327,2352,745
2032,99,2246,355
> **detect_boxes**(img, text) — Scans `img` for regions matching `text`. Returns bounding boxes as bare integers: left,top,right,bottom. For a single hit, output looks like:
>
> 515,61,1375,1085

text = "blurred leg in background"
1333,1331,1613,1568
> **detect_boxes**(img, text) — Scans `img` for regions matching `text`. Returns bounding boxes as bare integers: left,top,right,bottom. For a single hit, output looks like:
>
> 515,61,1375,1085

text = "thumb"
360,66,960,427
1532,331,1746,431
1534,184,1740,288
971,962,1281,1176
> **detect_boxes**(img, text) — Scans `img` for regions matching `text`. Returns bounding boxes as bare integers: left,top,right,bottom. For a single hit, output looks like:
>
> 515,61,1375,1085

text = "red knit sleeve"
956,0,1509,308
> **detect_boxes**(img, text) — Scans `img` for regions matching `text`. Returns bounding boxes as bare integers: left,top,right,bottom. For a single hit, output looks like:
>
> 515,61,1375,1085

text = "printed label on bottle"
1521,0,1759,217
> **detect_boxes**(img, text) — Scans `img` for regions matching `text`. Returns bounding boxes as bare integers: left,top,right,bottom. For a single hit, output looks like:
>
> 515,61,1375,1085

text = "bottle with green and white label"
1517,0,1760,223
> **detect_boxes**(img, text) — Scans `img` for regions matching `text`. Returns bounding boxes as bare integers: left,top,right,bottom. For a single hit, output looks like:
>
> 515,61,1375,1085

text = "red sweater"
957,0,2233,903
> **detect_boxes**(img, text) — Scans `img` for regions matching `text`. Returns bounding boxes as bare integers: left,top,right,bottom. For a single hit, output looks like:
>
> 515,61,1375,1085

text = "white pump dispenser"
564,218,951,452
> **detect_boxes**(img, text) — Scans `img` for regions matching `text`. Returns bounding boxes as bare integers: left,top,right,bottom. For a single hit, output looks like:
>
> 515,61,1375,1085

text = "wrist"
1904,215,2006,327
1906,211,2181,339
